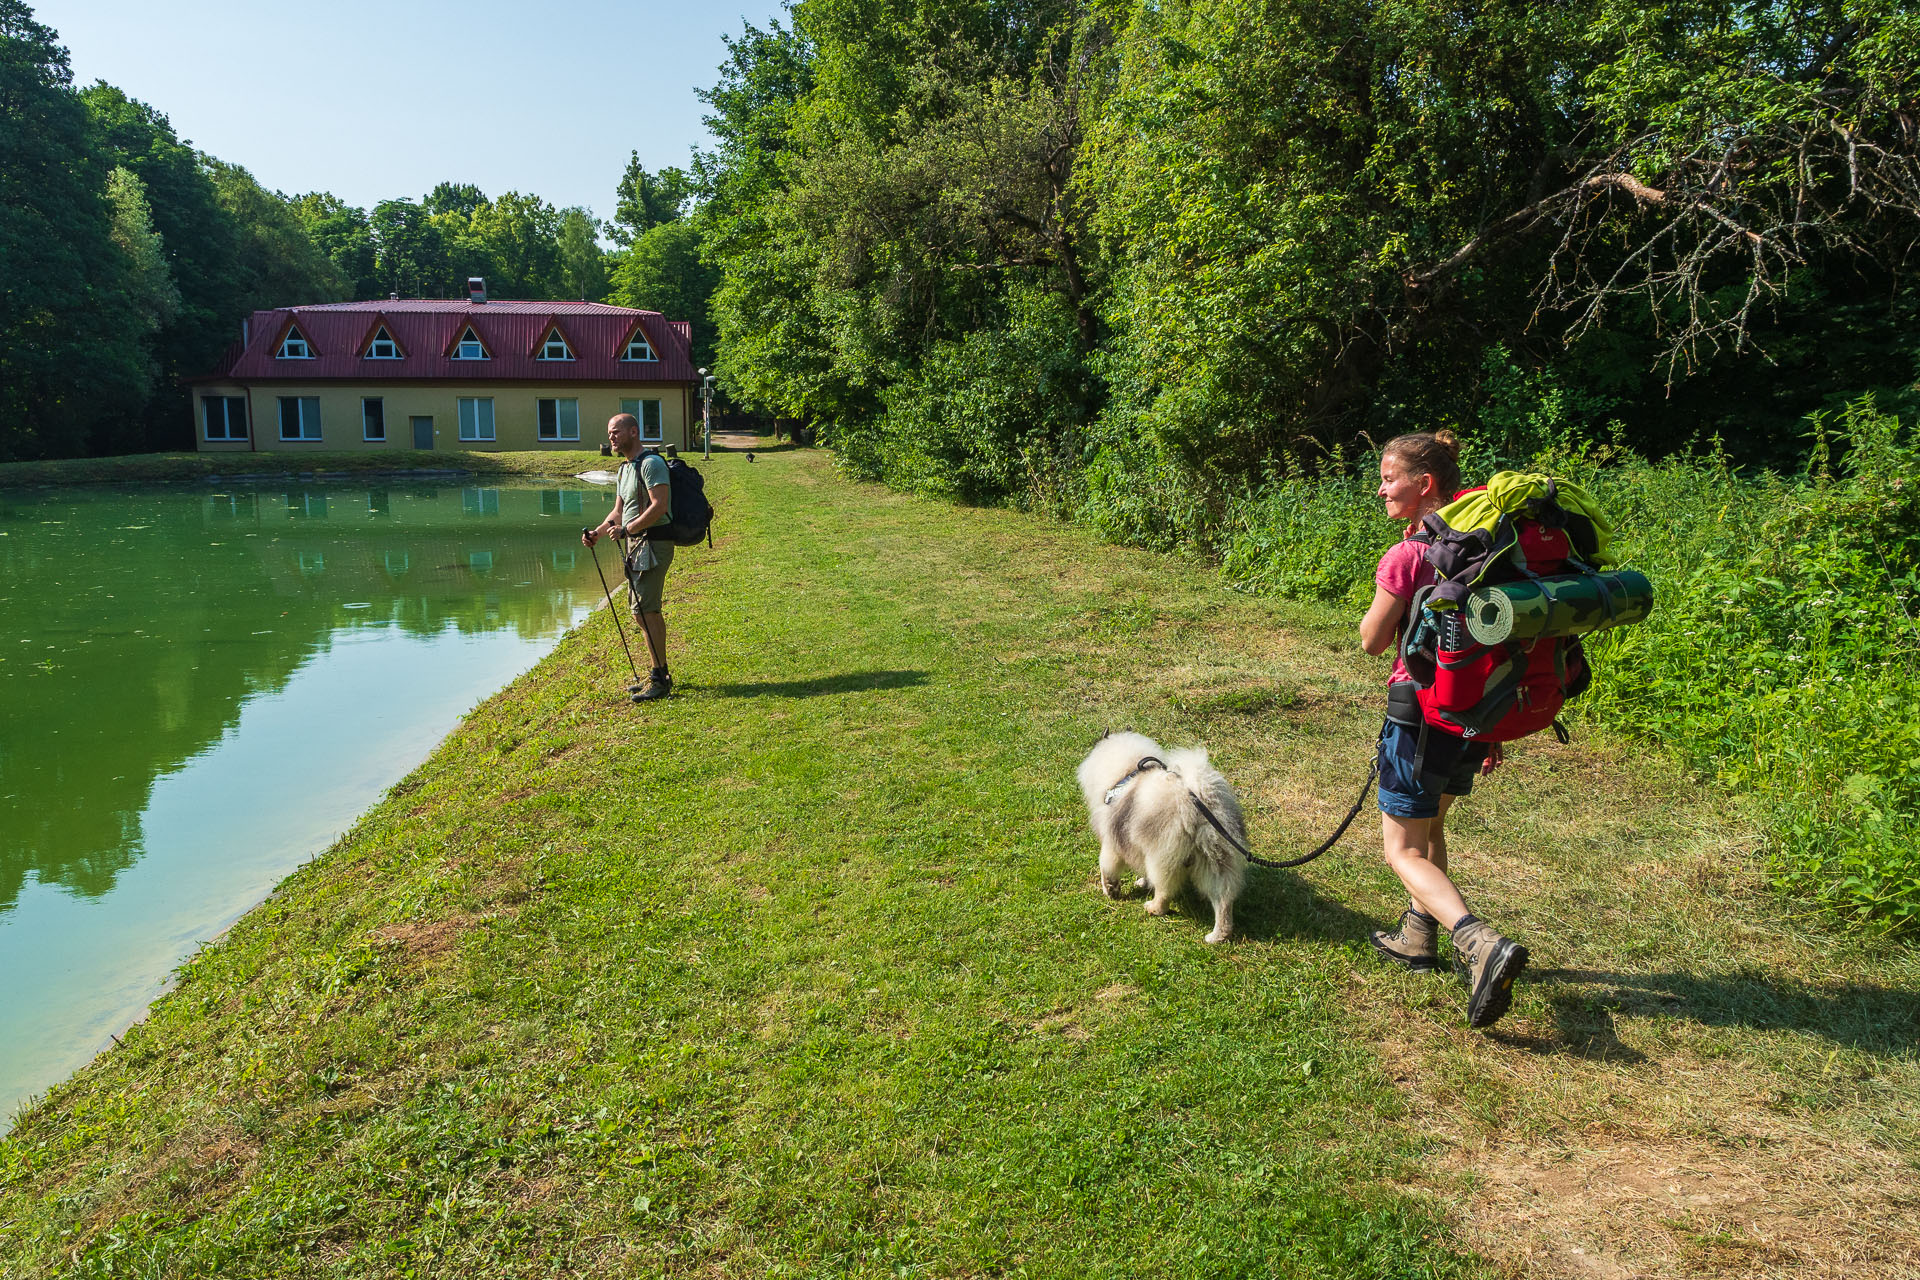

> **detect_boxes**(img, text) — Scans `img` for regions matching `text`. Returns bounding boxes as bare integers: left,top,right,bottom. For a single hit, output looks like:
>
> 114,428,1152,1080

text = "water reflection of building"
0,483,604,910
219,487,606,638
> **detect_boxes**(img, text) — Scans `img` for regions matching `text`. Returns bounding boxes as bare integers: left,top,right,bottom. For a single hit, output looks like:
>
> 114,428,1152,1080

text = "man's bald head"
607,413,639,455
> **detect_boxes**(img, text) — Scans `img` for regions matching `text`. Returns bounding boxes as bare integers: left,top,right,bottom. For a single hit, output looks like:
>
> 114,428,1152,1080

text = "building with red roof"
189,281,700,454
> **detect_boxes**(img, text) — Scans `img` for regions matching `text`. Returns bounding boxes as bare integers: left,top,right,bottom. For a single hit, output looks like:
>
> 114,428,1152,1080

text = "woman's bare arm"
1359,584,1408,656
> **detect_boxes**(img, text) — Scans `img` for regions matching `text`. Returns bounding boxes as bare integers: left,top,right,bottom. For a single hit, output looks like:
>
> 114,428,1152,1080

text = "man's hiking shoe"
1450,917,1528,1029
632,669,673,702
1369,908,1440,972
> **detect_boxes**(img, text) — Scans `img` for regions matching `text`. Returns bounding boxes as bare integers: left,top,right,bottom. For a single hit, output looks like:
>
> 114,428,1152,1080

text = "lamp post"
698,367,715,460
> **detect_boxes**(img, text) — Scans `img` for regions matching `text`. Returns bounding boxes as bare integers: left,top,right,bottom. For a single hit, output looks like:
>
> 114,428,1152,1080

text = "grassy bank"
0,449,612,489
1,438,1914,1277
1221,399,1920,932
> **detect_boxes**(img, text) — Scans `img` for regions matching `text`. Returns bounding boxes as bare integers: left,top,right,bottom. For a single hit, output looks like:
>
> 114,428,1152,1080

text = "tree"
0,1,150,459
370,198,453,297
80,82,257,447
609,153,693,245
608,213,719,365
1375,0,1920,382
696,3,1104,475
465,191,563,298
424,181,487,219
205,160,348,310
556,207,608,300
291,192,379,299
101,165,180,408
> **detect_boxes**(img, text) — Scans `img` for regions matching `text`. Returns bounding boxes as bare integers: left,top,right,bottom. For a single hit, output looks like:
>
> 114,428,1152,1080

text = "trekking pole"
582,527,641,686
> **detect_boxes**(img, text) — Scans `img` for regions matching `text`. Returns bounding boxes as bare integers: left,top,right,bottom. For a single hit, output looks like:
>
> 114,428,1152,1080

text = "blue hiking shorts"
1376,717,1488,820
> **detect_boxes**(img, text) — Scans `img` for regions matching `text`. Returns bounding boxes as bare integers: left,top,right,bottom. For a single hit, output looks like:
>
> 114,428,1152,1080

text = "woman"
1357,431,1528,1030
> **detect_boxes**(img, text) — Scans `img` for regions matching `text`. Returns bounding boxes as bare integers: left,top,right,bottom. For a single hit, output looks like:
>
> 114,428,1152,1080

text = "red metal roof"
197,300,697,384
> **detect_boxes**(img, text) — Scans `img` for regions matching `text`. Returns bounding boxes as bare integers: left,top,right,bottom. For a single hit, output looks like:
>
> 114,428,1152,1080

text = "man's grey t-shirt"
618,452,673,571
617,452,673,526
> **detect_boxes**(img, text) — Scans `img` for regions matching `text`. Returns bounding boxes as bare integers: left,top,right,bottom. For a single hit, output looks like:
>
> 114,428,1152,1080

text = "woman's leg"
1381,799,1468,925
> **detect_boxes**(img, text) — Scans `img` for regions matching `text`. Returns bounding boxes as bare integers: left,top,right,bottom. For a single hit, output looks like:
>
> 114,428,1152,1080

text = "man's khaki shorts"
626,540,674,615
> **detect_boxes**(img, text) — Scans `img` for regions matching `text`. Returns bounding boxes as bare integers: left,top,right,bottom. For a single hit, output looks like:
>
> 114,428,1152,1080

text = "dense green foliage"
697,0,1920,489
0,3,163,460
324,182,611,305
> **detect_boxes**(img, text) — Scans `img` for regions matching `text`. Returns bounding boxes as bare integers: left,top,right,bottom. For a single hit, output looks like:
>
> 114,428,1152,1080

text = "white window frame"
362,397,386,442
453,326,489,361
365,327,400,359
202,396,248,441
278,395,321,441
622,334,656,361
537,397,580,441
277,327,313,359
539,331,574,361
622,397,664,442
457,396,495,441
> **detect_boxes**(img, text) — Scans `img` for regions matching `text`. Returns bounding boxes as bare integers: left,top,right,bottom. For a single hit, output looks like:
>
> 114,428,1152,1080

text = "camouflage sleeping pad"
1461,569,1654,644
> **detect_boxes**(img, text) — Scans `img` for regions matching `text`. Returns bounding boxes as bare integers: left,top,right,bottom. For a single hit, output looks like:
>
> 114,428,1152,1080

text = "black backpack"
637,452,714,547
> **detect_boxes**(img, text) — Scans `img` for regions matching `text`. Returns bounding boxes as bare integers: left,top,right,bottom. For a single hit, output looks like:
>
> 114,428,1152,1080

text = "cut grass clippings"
1,438,1915,1278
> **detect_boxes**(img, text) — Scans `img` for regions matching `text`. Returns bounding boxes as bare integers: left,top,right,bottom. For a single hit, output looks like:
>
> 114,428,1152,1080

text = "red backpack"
1397,485,1596,743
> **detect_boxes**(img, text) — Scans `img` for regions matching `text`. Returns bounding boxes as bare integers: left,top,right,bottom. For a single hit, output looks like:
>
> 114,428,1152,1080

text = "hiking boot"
1368,907,1440,972
1449,915,1529,1029
632,668,673,702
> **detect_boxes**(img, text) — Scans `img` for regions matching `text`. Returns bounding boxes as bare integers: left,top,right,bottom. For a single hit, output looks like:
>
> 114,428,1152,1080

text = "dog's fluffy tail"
1164,747,1249,888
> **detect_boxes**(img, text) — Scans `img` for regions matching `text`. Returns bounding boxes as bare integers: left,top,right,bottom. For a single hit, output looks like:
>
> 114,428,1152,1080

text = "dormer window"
277,325,313,359
622,331,656,361
364,326,400,359
453,325,489,360
539,329,574,361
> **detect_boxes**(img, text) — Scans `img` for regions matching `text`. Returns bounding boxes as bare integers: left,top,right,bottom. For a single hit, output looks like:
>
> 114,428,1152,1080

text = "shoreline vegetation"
0,450,613,490
2,438,1914,1278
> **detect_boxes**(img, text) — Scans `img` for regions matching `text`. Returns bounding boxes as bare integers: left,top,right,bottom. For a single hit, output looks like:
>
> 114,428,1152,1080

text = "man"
583,413,674,702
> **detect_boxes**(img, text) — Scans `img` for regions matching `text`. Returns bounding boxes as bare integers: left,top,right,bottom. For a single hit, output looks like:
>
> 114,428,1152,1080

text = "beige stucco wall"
191,382,695,454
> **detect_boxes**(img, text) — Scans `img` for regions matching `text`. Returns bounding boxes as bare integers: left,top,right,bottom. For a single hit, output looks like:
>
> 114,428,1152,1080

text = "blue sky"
34,0,792,223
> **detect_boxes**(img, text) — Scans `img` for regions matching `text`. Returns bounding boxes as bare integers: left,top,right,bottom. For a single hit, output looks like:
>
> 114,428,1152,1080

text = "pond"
0,479,617,1125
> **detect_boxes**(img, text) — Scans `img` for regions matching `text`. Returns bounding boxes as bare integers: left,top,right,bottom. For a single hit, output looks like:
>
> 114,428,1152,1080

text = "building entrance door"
411,416,433,449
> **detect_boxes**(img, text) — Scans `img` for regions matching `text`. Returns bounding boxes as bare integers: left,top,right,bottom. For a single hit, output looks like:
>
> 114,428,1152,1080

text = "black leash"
1107,755,1378,870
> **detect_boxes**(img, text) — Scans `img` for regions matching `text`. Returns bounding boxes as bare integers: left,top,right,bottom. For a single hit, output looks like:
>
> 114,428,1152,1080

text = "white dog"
1077,731,1248,943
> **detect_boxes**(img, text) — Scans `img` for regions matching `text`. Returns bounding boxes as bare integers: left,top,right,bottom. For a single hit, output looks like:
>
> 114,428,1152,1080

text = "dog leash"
1106,755,1378,870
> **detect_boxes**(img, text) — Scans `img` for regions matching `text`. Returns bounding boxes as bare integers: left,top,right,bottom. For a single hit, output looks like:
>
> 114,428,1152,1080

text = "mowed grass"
2,439,1916,1277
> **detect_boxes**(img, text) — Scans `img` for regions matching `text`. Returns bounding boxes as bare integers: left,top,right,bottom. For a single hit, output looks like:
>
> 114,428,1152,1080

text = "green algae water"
0,480,614,1125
